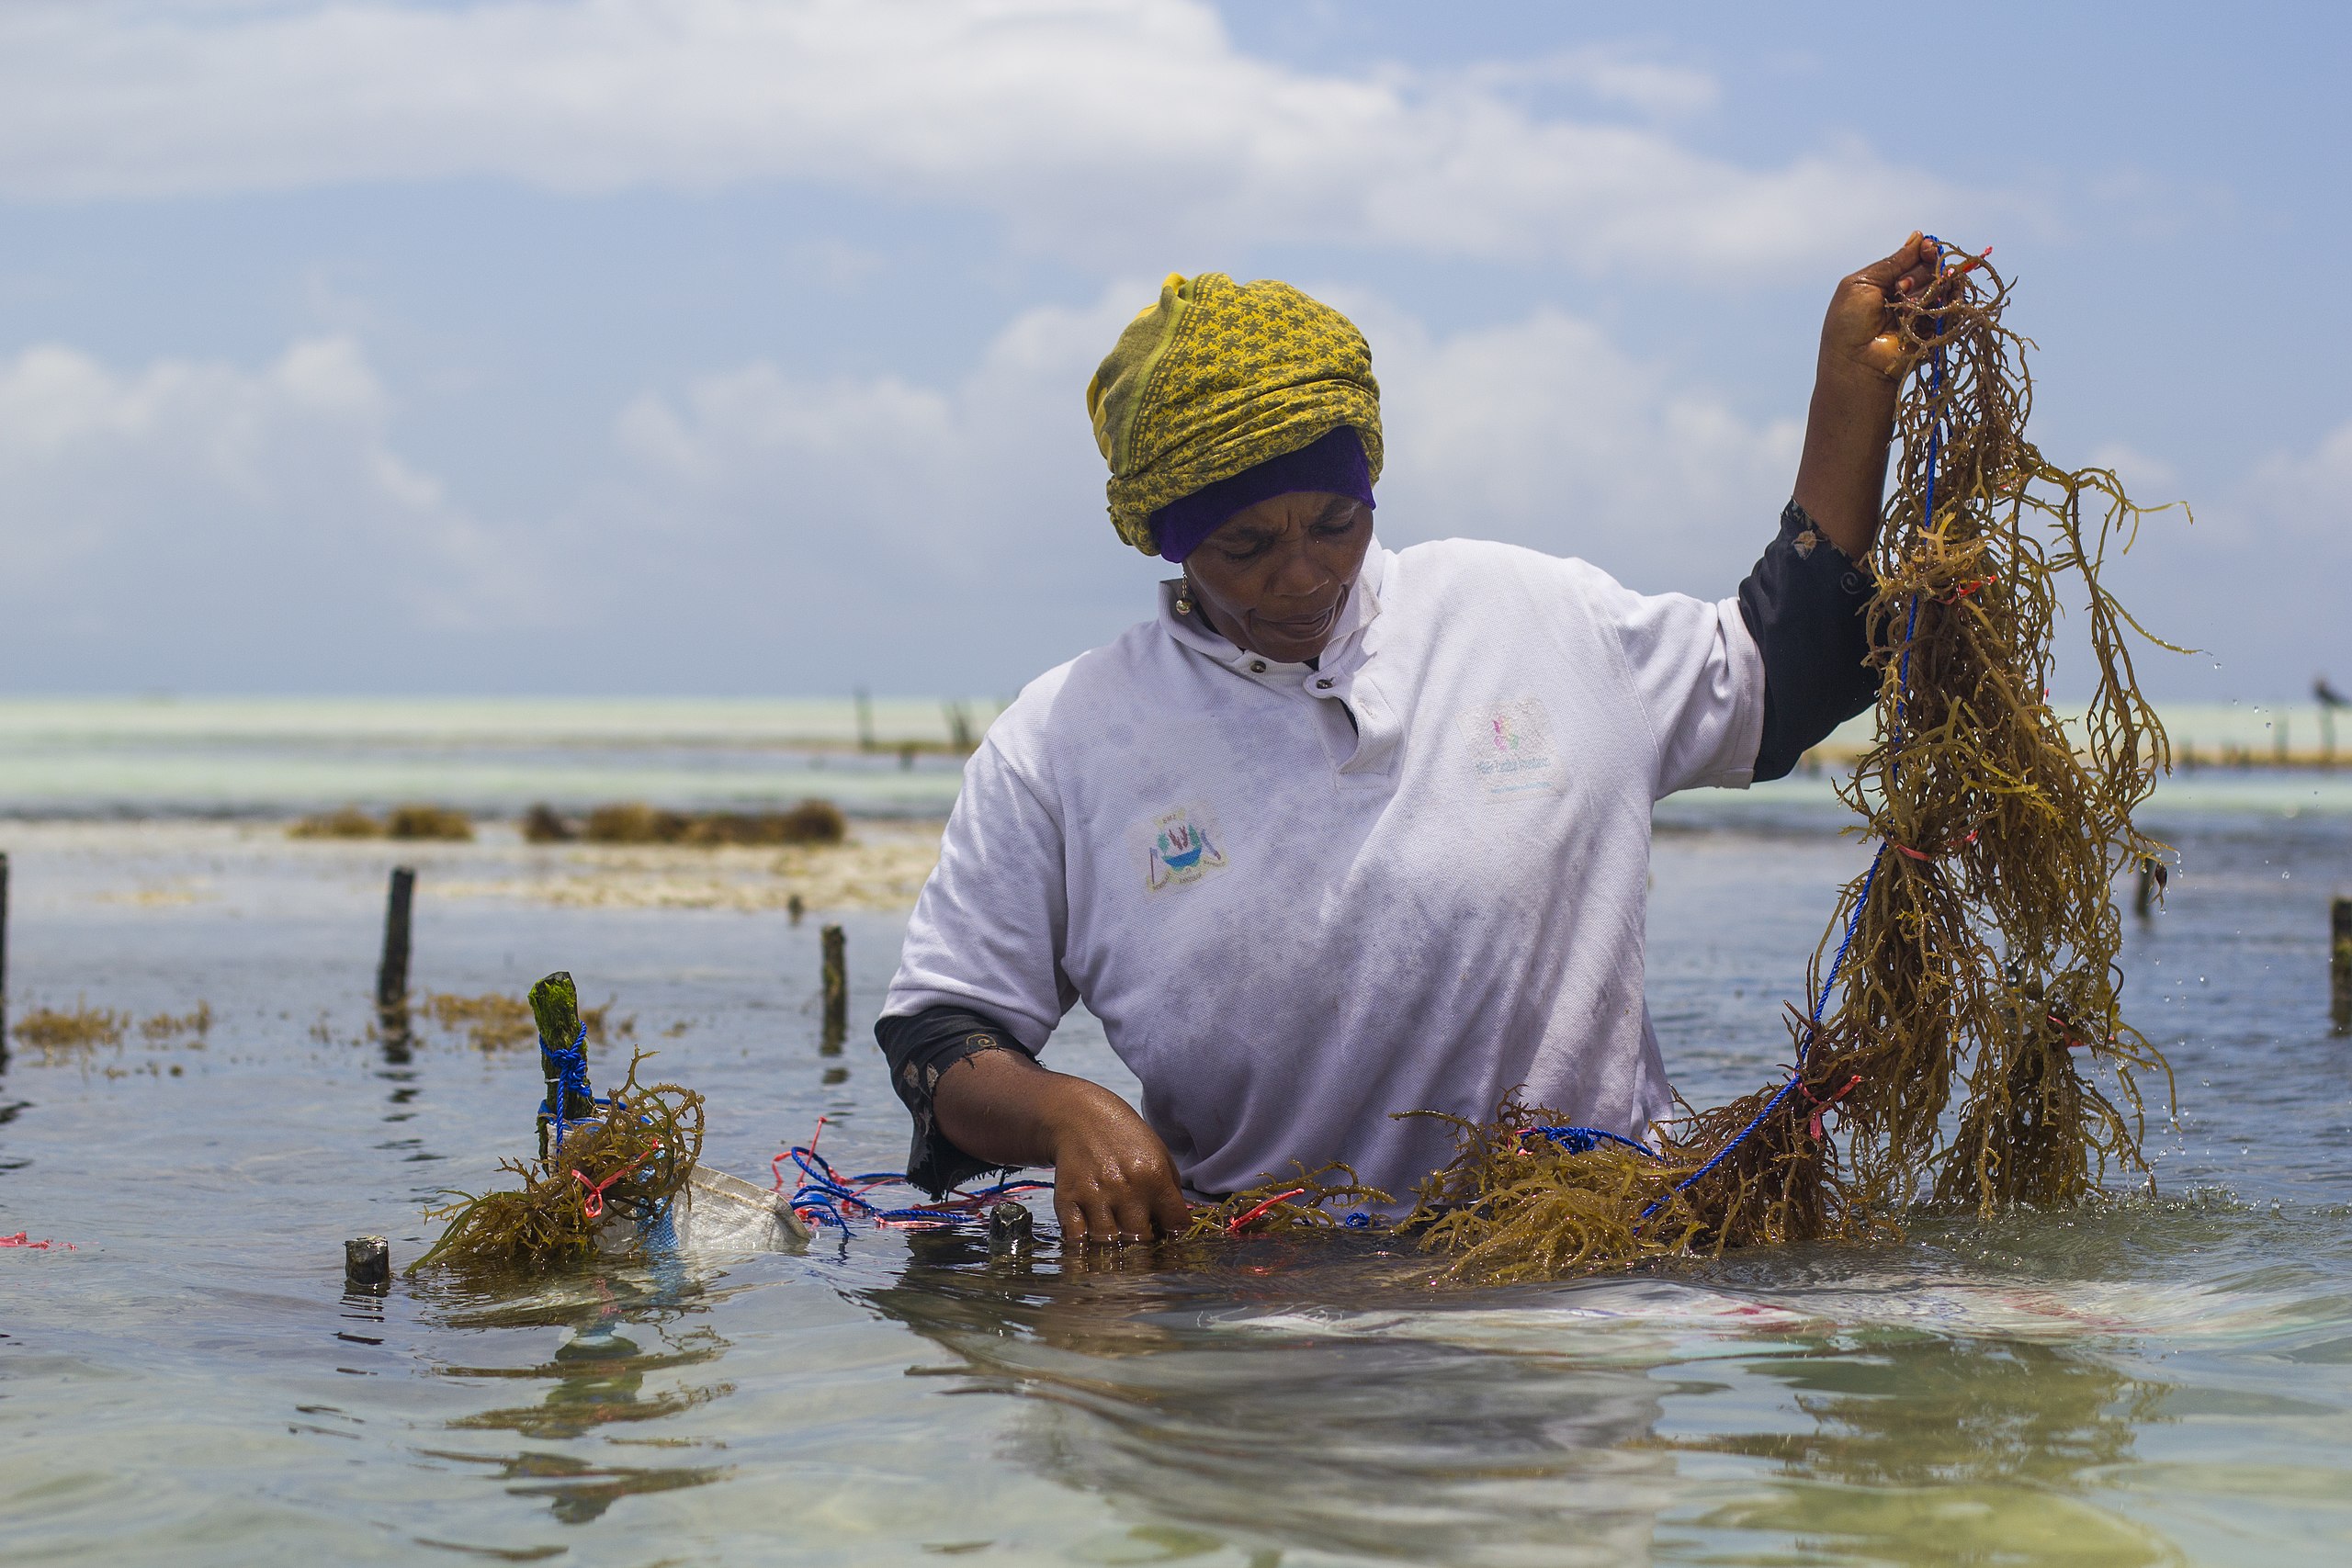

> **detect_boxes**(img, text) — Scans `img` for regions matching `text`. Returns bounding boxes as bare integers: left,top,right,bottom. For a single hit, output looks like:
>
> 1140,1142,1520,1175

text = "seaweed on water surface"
423,991,629,1052
11,1002,130,1056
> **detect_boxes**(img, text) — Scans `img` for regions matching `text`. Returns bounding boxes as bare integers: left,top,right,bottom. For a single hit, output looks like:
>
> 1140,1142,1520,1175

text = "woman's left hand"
1818,231,1941,389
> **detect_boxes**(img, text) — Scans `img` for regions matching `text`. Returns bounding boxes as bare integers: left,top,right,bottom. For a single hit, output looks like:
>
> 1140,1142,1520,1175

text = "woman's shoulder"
1387,536,1626,604
981,617,1184,759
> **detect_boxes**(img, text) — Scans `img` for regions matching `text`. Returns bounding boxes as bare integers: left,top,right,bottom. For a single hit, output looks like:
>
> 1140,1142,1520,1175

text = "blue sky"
0,0,2343,701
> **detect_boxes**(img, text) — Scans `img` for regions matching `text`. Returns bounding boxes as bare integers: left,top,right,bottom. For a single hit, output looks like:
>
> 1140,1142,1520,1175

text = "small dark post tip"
987,1201,1034,1257
787,892,805,926
345,1235,390,1288
2332,897,2352,1034
820,923,847,1054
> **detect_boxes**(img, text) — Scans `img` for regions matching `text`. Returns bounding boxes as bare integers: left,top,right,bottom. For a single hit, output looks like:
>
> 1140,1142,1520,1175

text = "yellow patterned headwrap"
1086,272,1384,555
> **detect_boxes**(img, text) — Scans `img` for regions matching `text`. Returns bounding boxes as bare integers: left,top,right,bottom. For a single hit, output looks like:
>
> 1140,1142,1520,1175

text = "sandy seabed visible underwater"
4,785,2352,1566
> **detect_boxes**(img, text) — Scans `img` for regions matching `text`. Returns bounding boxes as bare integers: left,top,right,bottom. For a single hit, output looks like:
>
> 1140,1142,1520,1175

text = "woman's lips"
1260,603,1340,640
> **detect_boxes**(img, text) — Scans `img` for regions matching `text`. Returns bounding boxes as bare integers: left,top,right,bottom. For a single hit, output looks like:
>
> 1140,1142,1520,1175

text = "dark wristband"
875,1005,1035,1197
1737,499,1881,781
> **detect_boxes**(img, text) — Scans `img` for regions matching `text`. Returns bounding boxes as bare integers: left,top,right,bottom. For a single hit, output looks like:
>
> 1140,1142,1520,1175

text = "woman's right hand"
931,1047,1191,1247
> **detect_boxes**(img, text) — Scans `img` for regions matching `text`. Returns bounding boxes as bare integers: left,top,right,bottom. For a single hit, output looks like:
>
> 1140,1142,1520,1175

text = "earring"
1174,581,1194,616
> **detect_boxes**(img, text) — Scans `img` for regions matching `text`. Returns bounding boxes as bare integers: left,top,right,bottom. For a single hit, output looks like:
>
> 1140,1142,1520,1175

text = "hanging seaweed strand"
1199,240,2184,1280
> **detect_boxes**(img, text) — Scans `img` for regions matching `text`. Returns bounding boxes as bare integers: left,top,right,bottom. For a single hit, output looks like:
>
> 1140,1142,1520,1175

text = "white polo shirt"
884,537,1765,1207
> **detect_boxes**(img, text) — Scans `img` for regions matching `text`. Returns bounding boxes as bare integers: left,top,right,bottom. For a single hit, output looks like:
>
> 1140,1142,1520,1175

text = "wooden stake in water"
531,970,598,1159
376,866,416,1011
820,924,847,1055
0,849,10,1066
2333,898,2352,1034
345,1235,390,1289
854,688,876,753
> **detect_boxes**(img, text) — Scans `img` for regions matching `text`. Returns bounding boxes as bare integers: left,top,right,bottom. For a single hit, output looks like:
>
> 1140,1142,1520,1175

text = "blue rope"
1637,236,1951,1221
1532,1125,1663,1160
779,1145,1054,1232
539,1023,613,1147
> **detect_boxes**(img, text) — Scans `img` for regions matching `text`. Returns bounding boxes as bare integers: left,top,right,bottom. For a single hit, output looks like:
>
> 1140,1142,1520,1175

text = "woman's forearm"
933,1047,1193,1243
930,1046,1074,1168
1792,364,1899,560
1792,233,1939,560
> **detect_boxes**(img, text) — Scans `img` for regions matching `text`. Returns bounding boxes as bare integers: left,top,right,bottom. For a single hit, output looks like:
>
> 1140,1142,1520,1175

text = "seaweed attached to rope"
1374,240,2181,1281
410,973,706,1272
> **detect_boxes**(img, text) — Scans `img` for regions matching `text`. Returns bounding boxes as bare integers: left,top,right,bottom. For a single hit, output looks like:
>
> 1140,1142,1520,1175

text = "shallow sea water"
5,787,2351,1565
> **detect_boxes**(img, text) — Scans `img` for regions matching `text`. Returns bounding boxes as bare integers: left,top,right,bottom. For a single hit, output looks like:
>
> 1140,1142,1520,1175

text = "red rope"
1800,1074,1864,1142
2,1231,74,1250
1891,828,1980,863
573,1146,656,1220
1227,1188,1308,1234
1942,570,1998,604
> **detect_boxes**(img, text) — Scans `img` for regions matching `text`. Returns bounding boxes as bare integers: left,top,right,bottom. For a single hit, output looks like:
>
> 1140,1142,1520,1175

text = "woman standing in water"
878,235,1941,1245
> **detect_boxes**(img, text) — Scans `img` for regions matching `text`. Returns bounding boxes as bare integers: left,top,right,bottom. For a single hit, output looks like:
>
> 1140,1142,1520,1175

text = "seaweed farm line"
6,694,2351,821
6,791,2352,1562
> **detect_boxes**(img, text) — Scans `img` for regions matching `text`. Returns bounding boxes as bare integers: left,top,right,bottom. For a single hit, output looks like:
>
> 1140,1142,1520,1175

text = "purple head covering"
1148,425,1375,564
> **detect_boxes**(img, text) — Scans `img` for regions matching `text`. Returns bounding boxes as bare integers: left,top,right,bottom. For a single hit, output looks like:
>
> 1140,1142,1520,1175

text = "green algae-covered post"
531,970,599,1158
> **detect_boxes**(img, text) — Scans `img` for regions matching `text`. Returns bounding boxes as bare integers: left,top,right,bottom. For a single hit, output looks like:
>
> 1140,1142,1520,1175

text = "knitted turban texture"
1085,272,1384,556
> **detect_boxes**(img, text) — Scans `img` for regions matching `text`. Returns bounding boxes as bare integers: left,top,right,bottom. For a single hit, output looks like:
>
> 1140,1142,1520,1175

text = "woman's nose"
1266,546,1329,599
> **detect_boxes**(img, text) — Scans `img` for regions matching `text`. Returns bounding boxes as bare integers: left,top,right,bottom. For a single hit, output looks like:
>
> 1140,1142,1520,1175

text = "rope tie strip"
1800,1073,1866,1143
1892,828,1981,863
2,1232,74,1250
1227,1188,1309,1234
573,1145,656,1220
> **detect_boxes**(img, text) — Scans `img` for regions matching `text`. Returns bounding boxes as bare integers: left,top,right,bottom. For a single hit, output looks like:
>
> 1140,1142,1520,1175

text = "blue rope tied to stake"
1626,236,1954,1221
540,1023,606,1147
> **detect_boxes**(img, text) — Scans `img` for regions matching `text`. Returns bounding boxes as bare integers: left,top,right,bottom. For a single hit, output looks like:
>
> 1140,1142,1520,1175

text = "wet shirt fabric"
881,536,1766,1207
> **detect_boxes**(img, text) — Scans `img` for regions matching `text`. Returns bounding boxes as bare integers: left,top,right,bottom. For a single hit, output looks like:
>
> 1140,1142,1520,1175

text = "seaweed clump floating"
411,971,703,1271
1214,240,2183,1282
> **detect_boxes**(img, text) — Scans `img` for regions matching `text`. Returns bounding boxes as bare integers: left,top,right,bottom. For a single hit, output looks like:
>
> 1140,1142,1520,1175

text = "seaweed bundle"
1214,242,2181,1280
412,972,703,1271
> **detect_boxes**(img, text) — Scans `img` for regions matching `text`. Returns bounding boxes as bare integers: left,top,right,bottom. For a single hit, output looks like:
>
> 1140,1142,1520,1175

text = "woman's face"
1182,491,1372,663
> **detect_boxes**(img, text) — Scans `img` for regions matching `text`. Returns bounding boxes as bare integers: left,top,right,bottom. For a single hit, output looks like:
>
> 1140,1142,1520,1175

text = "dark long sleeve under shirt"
877,498,1881,1193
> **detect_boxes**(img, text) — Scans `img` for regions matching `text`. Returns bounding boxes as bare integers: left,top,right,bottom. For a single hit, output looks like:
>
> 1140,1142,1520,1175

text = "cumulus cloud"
0,0,1969,277
0,337,526,684
595,282,1804,691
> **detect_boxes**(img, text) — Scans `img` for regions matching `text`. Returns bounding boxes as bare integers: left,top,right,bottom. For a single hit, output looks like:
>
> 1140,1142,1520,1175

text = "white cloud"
0,0,1969,277
605,280,1806,681
0,337,527,675
2246,418,2352,541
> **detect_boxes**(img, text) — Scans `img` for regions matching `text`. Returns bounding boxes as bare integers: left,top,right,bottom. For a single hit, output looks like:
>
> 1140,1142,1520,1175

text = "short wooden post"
854,688,876,753
987,1201,1034,1258
787,892,805,926
345,1235,390,1289
2333,898,2352,1034
0,849,10,1067
820,924,847,1054
375,866,416,1010
2134,860,2155,919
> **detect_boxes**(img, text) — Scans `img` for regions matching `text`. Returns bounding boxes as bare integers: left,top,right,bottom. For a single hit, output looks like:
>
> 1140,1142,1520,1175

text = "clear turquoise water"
3,761,2351,1562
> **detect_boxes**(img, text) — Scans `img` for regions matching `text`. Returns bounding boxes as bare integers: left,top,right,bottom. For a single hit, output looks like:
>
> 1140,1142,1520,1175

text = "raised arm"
1740,233,1939,778
1792,231,1939,558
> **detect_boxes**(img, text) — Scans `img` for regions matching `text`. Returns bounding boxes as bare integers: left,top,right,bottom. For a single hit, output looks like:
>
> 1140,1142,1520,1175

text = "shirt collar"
1159,540,1390,677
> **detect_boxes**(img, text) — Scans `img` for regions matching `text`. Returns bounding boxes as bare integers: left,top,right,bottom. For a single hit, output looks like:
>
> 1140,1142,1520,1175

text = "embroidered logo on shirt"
1144,806,1227,892
1463,698,1561,798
